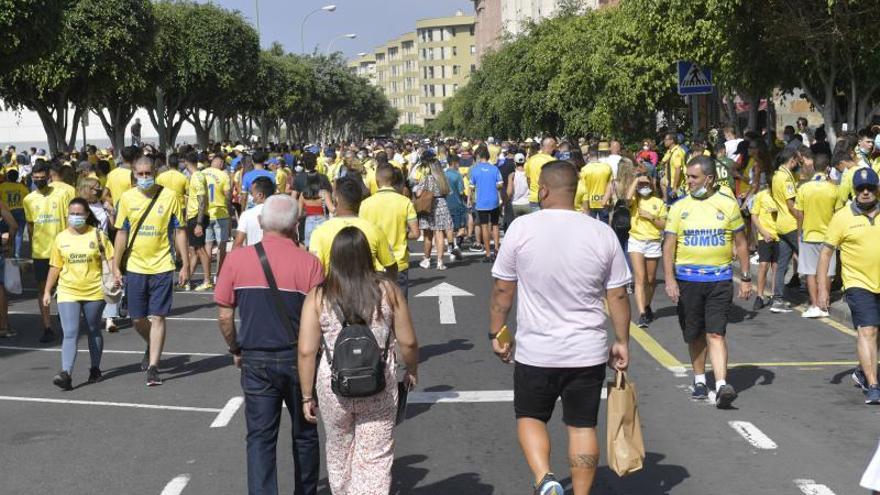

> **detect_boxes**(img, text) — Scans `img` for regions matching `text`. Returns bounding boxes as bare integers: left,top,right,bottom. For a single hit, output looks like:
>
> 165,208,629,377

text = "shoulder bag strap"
125,185,165,252
95,228,107,261
254,242,297,347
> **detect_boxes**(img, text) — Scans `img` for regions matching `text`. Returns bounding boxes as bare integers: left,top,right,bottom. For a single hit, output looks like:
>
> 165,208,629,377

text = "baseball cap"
233,144,246,153
487,137,496,144
853,167,879,190
460,141,471,151
598,141,610,152
514,153,526,164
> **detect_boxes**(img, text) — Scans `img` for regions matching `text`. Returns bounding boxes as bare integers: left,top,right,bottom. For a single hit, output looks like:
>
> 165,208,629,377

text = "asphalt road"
0,244,877,495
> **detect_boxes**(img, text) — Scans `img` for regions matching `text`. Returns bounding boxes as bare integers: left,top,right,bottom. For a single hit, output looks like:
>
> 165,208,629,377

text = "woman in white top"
507,152,531,218
78,178,118,332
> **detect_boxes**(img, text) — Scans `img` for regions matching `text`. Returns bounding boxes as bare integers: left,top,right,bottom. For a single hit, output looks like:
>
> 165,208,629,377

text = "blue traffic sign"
677,61,713,95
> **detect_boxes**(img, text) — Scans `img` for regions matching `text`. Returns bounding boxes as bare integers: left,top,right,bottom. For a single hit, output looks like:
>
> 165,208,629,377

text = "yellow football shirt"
114,188,182,275
661,145,687,192
524,152,555,203
308,216,395,273
51,181,76,204
837,164,867,208
795,174,838,242
574,180,586,210
580,162,613,210
185,171,207,220
665,192,744,281
749,189,778,241
771,167,798,235
824,204,880,293
0,182,29,210
629,196,667,241
157,169,188,200
49,227,115,302
275,168,289,194
202,168,231,220
106,167,133,206
24,188,70,259
359,187,417,271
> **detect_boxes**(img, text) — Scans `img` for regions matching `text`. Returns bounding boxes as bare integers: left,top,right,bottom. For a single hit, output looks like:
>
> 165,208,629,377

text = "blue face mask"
137,176,155,190
691,185,710,199
68,215,86,229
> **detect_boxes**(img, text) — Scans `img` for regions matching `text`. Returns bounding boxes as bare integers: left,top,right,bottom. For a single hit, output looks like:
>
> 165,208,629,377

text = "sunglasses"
855,185,878,193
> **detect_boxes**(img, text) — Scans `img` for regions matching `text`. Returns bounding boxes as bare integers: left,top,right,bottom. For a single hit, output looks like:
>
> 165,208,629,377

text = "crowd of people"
2,119,880,494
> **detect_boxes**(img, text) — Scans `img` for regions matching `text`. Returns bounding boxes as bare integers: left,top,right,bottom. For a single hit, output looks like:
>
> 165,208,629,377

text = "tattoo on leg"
569,454,598,469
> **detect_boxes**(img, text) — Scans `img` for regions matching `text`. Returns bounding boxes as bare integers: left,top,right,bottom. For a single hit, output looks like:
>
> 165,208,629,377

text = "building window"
453,65,460,76
470,45,476,55
453,83,458,93
470,64,476,73
470,25,475,36
452,46,458,57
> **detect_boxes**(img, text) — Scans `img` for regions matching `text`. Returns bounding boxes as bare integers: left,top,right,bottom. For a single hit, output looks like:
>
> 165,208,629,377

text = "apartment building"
353,11,476,128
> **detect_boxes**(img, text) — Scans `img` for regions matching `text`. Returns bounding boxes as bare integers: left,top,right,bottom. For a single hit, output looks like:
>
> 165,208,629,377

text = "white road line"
160,474,191,495
0,345,225,357
0,395,222,413
793,479,837,495
210,396,244,428
410,251,486,259
408,388,608,404
728,421,778,450
6,311,230,322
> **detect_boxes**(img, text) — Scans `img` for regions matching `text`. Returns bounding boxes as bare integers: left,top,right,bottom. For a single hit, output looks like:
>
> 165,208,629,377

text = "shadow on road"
419,338,473,363
391,454,495,494
726,365,775,393
100,353,231,382
586,452,690,494
408,275,446,290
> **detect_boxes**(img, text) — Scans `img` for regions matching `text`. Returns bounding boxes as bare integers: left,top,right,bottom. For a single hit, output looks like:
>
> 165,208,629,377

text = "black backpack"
610,199,631,235
322,306,391,398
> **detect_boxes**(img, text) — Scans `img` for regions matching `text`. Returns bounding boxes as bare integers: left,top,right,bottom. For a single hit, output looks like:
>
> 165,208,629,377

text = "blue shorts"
447,203,467,230
126,271,174,319
206,218,230,243
845,288,880,329
34,258,50,283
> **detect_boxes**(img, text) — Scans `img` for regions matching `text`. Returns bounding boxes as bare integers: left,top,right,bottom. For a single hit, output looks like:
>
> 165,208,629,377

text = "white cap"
487,136,496,144
514,153,526,164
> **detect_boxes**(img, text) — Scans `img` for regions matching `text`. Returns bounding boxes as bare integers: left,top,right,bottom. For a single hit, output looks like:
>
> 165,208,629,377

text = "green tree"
0,0,65,68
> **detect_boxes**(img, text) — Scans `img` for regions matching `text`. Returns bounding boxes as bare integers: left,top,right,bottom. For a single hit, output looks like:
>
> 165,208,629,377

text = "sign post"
678,61,714,137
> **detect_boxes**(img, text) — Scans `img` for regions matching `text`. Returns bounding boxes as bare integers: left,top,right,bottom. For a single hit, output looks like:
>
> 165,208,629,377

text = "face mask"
874,136,880,150
34,179,48,189
638,187,653,197
68,215,86,228
691,185,710,199
137,177,155,190
294,166,303,173
856,199,878,211
642,145,649,151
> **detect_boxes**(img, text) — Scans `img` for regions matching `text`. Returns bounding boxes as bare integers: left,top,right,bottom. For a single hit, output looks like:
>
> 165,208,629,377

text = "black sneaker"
769,299,793,313
141,348,150,371
752,296,765,311
691,382,709,400
468,244,485,253
38,328,55,343
87,367,103,384
52,370,72,391
533,473,564,495
645,305,654,322
637,313,649,328
786,276,801,288
852,367,869,392
452,247,463,261
146,366,162,387
715,384,738,409
482,255,495,263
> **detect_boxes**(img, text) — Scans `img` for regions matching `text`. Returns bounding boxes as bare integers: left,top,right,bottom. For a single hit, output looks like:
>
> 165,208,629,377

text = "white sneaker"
801,306,825,318
436,263,447,271
749,253,760,265
419,258,431,269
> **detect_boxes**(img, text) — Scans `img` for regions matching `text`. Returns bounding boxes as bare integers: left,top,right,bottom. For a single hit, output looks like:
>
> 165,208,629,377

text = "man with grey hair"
215,187,321,495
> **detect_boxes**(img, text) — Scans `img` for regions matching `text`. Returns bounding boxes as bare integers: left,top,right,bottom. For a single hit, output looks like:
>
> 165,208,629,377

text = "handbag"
96,228,122,304
119,186,164,275
413,188,434,215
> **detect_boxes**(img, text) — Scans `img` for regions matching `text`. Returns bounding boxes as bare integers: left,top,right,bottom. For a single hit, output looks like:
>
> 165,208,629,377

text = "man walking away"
234,177,275,249
664,157,752,408
768,148,801,313
490,161,631,495
470,147,503,262
215,194,323,494
795,153,838,318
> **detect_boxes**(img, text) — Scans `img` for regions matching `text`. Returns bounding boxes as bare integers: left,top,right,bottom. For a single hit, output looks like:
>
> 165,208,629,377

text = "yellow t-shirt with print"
157,169,188,201
665,192,744,281
51,181,76,204
114,187,182,275
275,168,289,194
106,167,133,206
185,171,207,220
580,162,613,210
824,204,880,293
24,188,71,259
749,189,778,241
771,167,798,235
202,168,231,220
49,227,115,302
574,180,586,210
661,145,687,192
794,174,838,243
524,152,555,203
0,181,29,210
837,164,868,208
629,196,667,241
359,187,417,271
308,216,395,274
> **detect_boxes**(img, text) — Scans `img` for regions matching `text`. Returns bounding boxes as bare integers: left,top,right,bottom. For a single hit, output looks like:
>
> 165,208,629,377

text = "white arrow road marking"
160,474,191,495
793,479,836,495
727,421,777,449
408,388,608,404
210,396,244,428
415,282,473,324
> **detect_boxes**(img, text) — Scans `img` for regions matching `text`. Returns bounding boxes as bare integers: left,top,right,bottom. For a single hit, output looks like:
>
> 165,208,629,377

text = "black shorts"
513,362,606,428
676,280,733,343
845,288,880,329
33,258,50,283
476,208,500,226
186,217,209,248
756,240,778,263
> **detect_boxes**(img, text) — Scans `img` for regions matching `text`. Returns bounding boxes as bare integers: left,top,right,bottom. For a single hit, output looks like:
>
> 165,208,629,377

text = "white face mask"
638,187,653,197
642,145,649,151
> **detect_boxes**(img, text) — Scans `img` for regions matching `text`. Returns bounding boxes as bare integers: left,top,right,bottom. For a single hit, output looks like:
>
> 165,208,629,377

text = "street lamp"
326,33,357,56
301,4,337,54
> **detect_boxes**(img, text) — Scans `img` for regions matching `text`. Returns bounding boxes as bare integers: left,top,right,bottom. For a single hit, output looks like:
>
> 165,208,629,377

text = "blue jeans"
241,349,319,495
774,231,798,300
58,300,105,373
397,269,409,299
588,208,610,224
303,216,326,249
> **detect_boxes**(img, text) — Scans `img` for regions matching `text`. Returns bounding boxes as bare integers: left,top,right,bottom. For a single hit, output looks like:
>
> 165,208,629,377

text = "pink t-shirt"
492,209,631,368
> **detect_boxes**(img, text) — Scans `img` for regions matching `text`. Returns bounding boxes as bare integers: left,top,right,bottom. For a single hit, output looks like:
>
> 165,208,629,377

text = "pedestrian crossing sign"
677,61,714,95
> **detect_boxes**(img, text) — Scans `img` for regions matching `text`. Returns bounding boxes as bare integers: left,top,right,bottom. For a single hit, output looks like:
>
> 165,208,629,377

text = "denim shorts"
845,287,880,329
206,218,230,243
126,271,174,319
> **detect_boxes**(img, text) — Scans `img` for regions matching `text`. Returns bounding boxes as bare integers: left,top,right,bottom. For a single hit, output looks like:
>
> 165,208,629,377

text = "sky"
212,0,475,59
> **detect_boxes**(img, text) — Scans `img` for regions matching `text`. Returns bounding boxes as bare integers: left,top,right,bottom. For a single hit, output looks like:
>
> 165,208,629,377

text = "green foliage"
397,124,425,136
0,0,65,67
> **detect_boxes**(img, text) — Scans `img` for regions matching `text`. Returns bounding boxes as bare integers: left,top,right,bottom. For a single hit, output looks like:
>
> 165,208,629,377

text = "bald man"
490,161,632,495
524,137,557,210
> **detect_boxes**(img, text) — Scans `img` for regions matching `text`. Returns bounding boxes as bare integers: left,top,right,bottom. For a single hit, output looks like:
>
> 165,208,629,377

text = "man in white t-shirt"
490,160,632,495
233,176,275,248
603,139,623,179
723,127,743,161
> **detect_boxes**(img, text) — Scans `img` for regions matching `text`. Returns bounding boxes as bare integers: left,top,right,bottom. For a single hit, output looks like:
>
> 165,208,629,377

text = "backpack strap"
254,242,297,347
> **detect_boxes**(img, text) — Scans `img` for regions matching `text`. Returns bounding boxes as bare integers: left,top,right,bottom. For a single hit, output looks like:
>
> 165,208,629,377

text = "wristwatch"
740,272,752,282
488,332,498,341
228,346,241,355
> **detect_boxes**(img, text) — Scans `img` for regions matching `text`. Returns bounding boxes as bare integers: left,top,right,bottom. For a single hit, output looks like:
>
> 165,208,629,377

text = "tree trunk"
746,94,759,133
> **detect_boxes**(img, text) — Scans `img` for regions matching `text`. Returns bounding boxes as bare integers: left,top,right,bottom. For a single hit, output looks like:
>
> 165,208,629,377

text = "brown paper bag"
606,371,645,476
